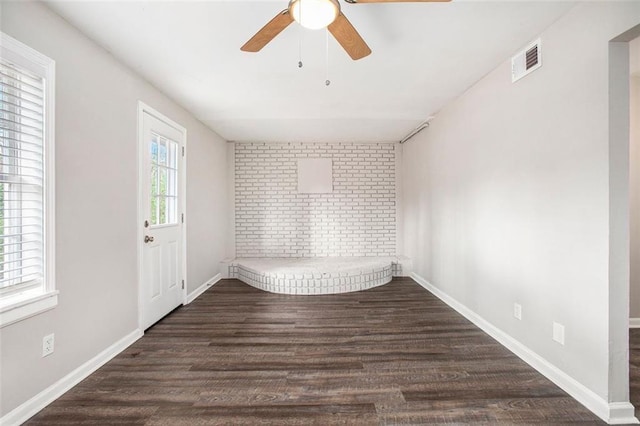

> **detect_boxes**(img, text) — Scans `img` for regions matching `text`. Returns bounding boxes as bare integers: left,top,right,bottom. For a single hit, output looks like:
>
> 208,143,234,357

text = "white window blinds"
0,58,45,296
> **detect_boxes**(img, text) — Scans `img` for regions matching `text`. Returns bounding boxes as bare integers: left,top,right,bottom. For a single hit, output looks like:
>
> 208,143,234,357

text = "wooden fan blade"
348,0,450,2
241,10,294,52
328,13,371,60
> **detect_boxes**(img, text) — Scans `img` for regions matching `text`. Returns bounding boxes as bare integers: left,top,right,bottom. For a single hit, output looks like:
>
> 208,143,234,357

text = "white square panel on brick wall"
297,158,333,193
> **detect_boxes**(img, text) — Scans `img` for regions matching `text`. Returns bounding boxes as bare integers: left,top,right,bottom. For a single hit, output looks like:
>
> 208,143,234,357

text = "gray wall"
401,2,639,405
0,1,229,416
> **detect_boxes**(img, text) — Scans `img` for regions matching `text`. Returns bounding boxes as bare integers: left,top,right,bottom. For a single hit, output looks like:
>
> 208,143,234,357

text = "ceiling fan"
241,0,451,61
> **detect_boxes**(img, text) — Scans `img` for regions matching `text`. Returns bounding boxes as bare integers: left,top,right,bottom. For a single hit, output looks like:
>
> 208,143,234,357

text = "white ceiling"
45,0,576,143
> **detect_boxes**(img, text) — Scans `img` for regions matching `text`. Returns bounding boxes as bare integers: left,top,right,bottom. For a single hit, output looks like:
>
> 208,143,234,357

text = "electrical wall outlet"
42,333,54,357
553,322,565,345
513,303,522,320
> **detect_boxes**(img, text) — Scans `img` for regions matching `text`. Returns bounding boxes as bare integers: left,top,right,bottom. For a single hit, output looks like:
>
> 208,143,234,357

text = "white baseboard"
186,273,222,304
608,402,639,424
410,272,638,425
630,318,640,328
0,328,142,426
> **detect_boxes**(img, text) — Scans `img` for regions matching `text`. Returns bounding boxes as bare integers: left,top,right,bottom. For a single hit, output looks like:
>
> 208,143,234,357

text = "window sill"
0,290,59,328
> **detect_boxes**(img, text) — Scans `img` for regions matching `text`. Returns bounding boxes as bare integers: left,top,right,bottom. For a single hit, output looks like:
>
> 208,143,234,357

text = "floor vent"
512,38,542,82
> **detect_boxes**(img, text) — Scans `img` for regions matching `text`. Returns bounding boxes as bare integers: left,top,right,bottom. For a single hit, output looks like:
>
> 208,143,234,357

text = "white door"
139,108,184,330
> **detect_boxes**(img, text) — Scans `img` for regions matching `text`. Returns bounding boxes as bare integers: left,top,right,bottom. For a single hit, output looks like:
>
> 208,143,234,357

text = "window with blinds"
0,59,45,296
0,32,56,328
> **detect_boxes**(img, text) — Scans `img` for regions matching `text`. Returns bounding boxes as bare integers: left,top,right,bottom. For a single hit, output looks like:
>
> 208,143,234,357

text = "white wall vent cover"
512,38,542,82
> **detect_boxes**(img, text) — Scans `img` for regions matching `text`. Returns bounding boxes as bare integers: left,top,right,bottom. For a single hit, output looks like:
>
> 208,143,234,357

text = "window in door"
150,133,178,226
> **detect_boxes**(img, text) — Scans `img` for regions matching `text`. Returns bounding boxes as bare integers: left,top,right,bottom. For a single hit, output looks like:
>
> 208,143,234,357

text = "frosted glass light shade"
289,0,340,30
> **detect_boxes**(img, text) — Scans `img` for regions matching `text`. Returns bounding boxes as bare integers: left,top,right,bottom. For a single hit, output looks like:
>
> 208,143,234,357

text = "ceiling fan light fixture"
289,0,340,30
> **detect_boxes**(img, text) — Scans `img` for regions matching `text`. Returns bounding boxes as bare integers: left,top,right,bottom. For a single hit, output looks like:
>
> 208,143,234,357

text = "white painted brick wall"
235,142,396,257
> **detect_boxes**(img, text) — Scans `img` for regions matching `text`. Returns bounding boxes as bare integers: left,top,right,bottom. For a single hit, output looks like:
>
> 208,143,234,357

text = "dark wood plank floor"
26,278,604,425
630,328,640,422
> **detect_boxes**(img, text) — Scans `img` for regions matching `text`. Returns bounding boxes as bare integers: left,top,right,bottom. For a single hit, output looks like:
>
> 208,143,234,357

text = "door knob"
144,235,154,243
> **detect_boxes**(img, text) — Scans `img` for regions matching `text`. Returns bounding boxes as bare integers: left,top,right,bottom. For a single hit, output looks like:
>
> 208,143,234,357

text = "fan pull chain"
298,17,302,68
298,27,303,68
325,29,330,86
298,3,303,68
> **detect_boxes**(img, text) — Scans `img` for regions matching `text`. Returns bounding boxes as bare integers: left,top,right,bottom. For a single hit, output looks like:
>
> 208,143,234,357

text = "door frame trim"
136,101,188,331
